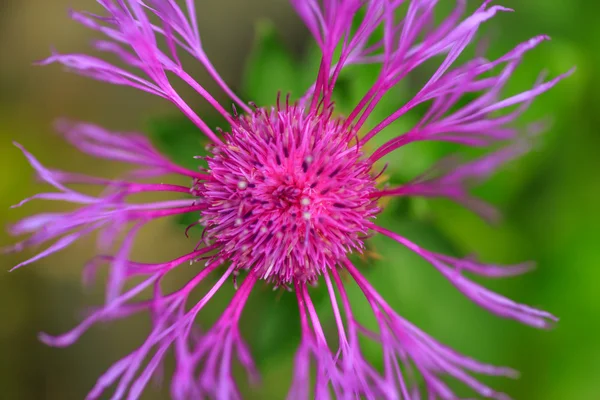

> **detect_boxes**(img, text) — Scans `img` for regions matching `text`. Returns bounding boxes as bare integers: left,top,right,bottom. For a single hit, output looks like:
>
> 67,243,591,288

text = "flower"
6,1,571,399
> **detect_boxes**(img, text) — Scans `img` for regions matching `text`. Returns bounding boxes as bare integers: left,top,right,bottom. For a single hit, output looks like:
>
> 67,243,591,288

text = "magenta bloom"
7,1,571,399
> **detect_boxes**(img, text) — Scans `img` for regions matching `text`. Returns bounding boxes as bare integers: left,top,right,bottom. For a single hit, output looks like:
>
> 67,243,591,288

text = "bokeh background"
0,1,598,399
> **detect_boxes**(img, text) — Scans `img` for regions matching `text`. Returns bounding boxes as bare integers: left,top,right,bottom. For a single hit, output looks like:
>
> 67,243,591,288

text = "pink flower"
6,1,571,399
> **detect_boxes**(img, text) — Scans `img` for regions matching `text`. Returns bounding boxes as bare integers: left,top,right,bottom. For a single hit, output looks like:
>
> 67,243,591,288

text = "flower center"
197,104,379,285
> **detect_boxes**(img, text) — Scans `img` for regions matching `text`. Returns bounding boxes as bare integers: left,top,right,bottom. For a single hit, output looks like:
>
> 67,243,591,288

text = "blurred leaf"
243,282,329,368
145,114,219,228
145,114,211,170
243,20,303,105
243,288,300,367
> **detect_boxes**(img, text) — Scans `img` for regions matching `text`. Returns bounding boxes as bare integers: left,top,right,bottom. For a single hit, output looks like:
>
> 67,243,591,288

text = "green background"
0,1,598,399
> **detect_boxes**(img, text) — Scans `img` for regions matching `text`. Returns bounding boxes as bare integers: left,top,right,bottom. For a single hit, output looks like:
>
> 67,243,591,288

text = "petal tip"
38,331,73,347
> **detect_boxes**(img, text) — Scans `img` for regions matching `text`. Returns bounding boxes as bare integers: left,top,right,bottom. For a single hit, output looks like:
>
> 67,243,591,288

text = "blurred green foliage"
1,1,599,399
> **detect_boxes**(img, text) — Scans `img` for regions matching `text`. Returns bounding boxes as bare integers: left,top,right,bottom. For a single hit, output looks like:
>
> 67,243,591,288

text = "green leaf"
243,20,303,105
242,282,329,368
243,288,300,367
145,114,222,228
145,114,210,170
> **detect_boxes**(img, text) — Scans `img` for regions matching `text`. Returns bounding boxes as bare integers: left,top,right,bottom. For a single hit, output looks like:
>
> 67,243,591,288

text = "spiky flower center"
197,104,379,284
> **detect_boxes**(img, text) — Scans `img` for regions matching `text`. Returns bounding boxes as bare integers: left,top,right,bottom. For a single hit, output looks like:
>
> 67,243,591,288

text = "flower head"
6,1,571,399
199,103,379,285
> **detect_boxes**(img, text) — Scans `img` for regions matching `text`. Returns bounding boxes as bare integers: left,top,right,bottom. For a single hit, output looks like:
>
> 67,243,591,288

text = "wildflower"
6,1,571,399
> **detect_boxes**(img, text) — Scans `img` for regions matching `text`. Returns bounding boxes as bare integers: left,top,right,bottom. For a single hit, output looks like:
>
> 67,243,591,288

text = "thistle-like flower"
6,1,571,399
